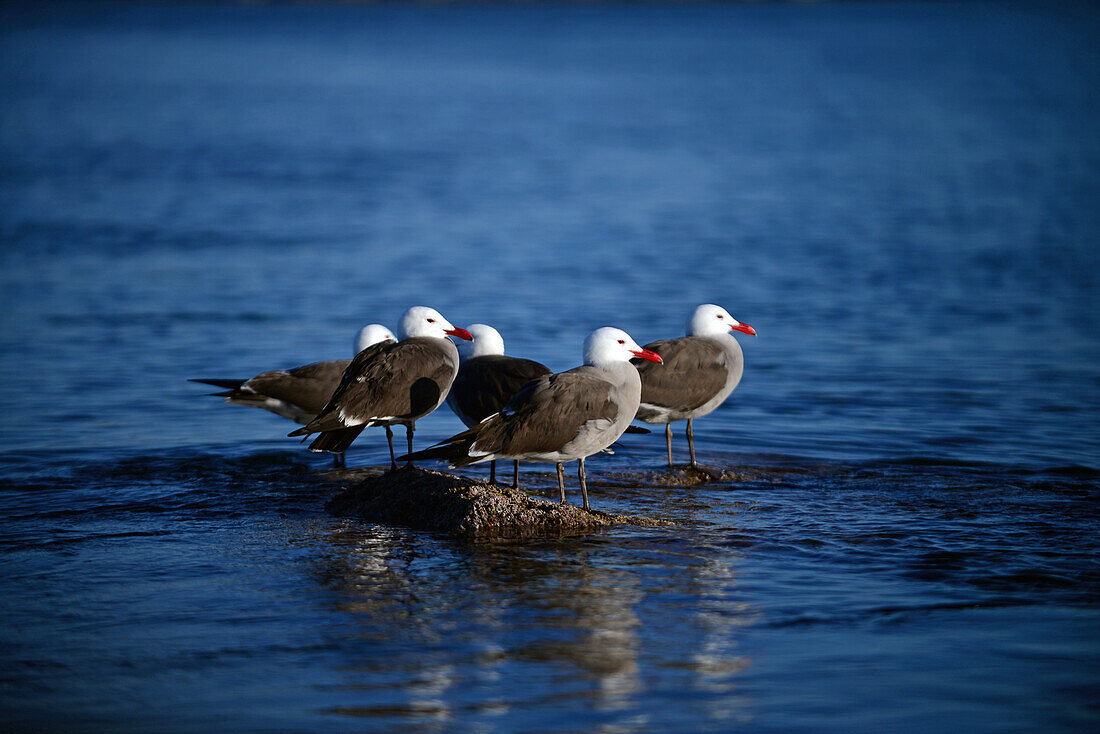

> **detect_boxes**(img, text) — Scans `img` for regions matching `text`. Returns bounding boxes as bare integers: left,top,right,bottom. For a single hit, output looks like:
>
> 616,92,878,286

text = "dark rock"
633,465,749,486
324,466,672,538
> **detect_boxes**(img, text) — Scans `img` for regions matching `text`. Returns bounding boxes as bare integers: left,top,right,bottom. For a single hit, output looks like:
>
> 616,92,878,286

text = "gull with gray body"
288,307,472,469
633,304,756,469
403,327,663,510
190,324,396,467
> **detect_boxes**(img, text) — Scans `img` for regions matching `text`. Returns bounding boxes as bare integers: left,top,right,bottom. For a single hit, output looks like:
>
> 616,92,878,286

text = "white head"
397,306,473,342
583,327,663,368
354,324,397,353
687,304,756,338
460,324,506,360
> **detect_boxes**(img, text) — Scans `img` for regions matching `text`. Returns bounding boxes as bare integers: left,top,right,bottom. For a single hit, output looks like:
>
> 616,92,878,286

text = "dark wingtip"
189,378,245,389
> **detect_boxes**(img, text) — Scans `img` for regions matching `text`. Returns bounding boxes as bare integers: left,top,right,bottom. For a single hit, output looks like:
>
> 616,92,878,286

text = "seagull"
446,323,552,488
190,324,397,467
633,304,756,469
288,306,472,469
401,327,662,510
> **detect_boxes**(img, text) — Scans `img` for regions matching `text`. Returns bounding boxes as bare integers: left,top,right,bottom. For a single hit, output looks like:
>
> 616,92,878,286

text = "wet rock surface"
324,466,673,538
628,464,752,486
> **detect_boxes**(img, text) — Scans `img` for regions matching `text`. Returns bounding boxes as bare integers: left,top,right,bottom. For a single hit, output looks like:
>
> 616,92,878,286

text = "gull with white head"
445,323,552,488
633,303,756,469
289,306,472,469
403,326,662,510
190,323,397,467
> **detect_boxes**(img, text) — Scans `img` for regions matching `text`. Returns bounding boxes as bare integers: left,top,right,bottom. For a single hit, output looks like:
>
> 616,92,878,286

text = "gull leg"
556,462,567,504
512,460,519,489
405,424,414,469
333,452,345,469
577,457,590,511
385,425,397,472
665,424,674,469
489,460,497,485
687,418,697,467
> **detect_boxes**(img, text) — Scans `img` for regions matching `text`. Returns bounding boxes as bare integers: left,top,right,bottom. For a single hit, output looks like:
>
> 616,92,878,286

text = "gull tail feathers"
398,426,483,467
307,426,366,454
288,413,347,437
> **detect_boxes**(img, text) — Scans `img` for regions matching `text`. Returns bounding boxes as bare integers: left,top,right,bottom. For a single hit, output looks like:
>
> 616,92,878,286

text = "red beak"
446,327,473,341
632,348,663,364
731,322,756,336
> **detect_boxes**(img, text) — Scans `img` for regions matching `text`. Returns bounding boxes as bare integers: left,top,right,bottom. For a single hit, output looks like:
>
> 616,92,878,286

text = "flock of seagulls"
192,304,755,509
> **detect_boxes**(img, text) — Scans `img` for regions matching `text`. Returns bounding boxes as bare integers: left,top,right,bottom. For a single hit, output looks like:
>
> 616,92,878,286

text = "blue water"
1,2,1098,731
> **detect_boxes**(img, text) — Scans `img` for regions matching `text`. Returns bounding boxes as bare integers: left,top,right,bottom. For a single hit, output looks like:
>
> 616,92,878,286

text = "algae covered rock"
634,464,748,486
324,467,669,538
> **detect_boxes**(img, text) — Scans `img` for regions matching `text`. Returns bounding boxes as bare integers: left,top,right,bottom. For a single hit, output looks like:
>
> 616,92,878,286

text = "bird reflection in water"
306,521,758,729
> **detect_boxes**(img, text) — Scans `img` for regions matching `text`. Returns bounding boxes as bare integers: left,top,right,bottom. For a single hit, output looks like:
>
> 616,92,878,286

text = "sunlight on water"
1,2,1098,732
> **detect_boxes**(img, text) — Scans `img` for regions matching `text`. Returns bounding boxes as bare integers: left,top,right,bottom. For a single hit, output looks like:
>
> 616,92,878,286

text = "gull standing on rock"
401,327,662,510
288,307,472,469
445,324,552,488
633,304,756,470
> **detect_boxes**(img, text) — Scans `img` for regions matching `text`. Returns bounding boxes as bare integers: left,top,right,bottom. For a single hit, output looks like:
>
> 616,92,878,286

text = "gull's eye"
427,318,436,323
617,339,625,344
716,313,724,319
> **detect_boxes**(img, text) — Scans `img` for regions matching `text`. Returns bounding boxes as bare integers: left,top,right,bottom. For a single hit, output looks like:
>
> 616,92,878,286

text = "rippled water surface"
2,2,1098,731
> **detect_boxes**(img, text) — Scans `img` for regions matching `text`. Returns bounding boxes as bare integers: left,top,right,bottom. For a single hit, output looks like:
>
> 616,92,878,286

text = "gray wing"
450,355,551,426
291,338,454,435
635,337,729,412
472,368,616,456
242,359,350,416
